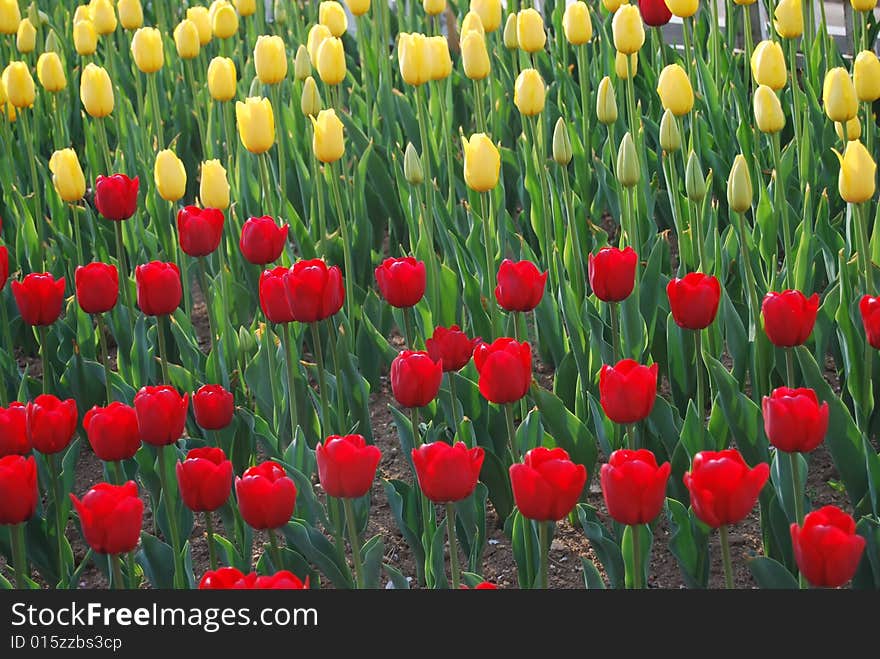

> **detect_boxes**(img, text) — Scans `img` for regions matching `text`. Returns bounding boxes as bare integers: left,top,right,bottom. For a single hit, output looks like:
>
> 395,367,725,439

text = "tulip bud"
834,139,876,204
425,36,452,81
461,31,490,80
616,132,639,188
656,63,693,116
311,108,345,163
45,29,61,55
666,0,698,17
461,11,485,37
552,117,572,166
774,0,803,39
685,151,707,202
207,57,236,103
186,6,211,44
471,0,502,32
563,1,592,45
174,19,200,60
854,51,880,102
822,67,858,123
0,0,20,35
254,35,287,85
307,24,332,66
614,51,638,79
274,0,289,23
514,68,545,116
751,40,787,91
734,0,757,4
49,149,86,202
317,36,346,85
1,62,34,109
294,44,311,81
851,0,878,9
80,62,113,117
398,32,430,86
404,142,424,185
835,117,861,142
347,0,370,16
200,160,230,210
659,109,681,153
727,154,753,213
131,27,164,74
37,52,66,92
612,4,644,55
319,1,348,37
73,5,92,25
234,0,257,16
91,0,117,35
423,0,446,16
300,76,322,116
236,97,275,154
154,149,187,202
16,18,35,53
462,133,500,192
596,76,618,125
212,2,238,39
118,0,143,30
517,8,546,53
503,13,518,49
74,19,97,56
753,84,785,133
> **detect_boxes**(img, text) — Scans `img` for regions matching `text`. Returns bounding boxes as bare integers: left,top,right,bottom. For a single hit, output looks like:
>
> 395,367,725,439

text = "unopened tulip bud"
835,117,861,142
91,0,117,35
208,57,236,102
686,151,707,202
320,1,348,36
200,160,230,210
616,132,639,188
274,0,289,23
657,63,693,116
471,0,502,32
37,51,66,92
659,109,681,153
423,0,446,16
294,44,311,81
517,9,546,53
404,142,424,185
851,0,878,10
727,154,753,213
212,3,238,39
186,6,211,44
514,68,545,116
462,133,500,192
74,19,97,56
307,24,332,66
255,35,288,85
347,0,371,17
311,108,345,163
49,149,86,202
615,51,638,79
461,11,485,37
174,19,200,60
300,76,322,116
823,67,858,123
131,27,164,74
236,96,275,154
428,36,452,81
854,51,880,102
753,85,785,133
597,76,618,125
503,13,518,49
0,0,20,34
666,0,698,17
563,1,592,45
80,62,113,117
2,62,34,109
45,29,61,54
317,36,346,85
461,31,490,80
16,18,35,53
774,0,803,39
154,149,187,202
834,139,876,204
751,40,787,90
552,118,572,166
234,0,257,16
612,4,644,55
118,0,143,31
399,32,430,86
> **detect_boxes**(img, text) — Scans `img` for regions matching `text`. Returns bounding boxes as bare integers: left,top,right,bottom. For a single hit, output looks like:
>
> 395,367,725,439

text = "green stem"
325,320,346,433
719,524,735,589
610,301,621,363
47,453,68,588
770,133,791,288
111,460,125,486
111,553,125,590
695,329,705,426
858,202,873,294
11,522,27,589
20,109,44,268
156,315,171,385
329,162,355,324
69,205,84,273
504,402,519,463
682,17,695,103
537,521,549,589
39,325,49,394
627,423,637,451
96,314,114,404
95,116,114,177
267,528,283,568
263,321,279,430
0,296,14,406
479,191,499,335
631,524,643,589
185,58,209,159
414,85,441,320
710,0,721,91
147,73,165,149
409,405,421,447
473,78,487,134
785,347,796,386
343,497,364,589
258,152,276,221
403,304,417,349
560,163,585,298
447,373,459,437
445,503,461,589
204,512,218,571
734,212,761,341
743,6,754,89
311,322,331,437
115,221,133,321
311,136,328,257
665,155,688,271
270,85,286,211
126,552,138,589
196,258,216,351
281,322,300,446
786,40,804,188
158,444,185,588
222,101,237,192
442,78,456,214
529,114,557,291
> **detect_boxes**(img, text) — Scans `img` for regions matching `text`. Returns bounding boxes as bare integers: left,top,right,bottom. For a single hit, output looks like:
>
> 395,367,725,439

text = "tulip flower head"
74,19,97,56
612,4,644,54
599,359,658,424
665,0,699,18
75,262,119,314
282,258,345,322
317,36,346,85
119,0,144,31
320,1,348,36
854,51,880,102
131,27,164,74
640,0,672,26
91,0,118,35
600,449,671,525
26,395,78,455
656,64,693,116
461,30,490,80
423,0,446,16
135,261,182,316
178,206,225,258
727,154,753,213
307,23,332,66
37,52,66,92
753,84,785,133
212,2,239,39
176,447,233,512
80,63,114,117
235,461,297,529
462,133,500,192
193,384,235,431
791,506,866,588
70,481,143,554
316,434,381,499
666,272,721,330
774,0,803,39
200,160,230,210
588,246,637,302
49,149,86,203
762,387,829,454
659,109,682,153
615,51,638,79
391,350,443,408
16,18,35,54
684,449,769,528
751,40,787,91
426,325,481,372
860,295,880,349
428,36,453,81
0,403,29,458
95,174,139,221
461,11,485,37
236,96,275,153
473,338,532,404
347,0,371,16
503,13,518,49
208,57,237,102
494,259,547,312
761,290,819,347
12,273,66,327
517,8,546,53
240,216,288,265
154,149,187,201
375,256,426,308
0,455,38,525
1,62,34,108
412,442,485,503
510,447,587,521
255,35,287,85
311,108,345,163
823,67,858,123
0,0,20,35
259,266,295,323
834,139,876,204
398,32,430,86
294,44,311,81
597,76,618,125
134,385,188,446
563,1,593,44
83,403,141,462
471,0,501,32
514,68,546,116
174,19,201,60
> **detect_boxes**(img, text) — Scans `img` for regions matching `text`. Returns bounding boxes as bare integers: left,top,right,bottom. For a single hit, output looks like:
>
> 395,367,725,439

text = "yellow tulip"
733,0,757,4
15,17,34,53
657,64,693,116
603,0,628,12
423,0,446,17
74,19,97,56
131,27,164,73
37,52,66,92
255,35,287,84
659,109,681,153
751,40,787,91
0,78,15,122
471,0,501,32
850,0,877,10
398,32,430,86
74,5,92,25
1,62,34,108
294,45,311,81
49,149,86,202
209,0,228,21
835,117,861,142
461,11,485,37
823,67,858,123
428,35,452,81
753,85,785,133
347,0,371,17
727,154,753,213
834,140,876,204
514,68,545,116
517,9,546,53
311,108,345,163
665,0,698,18
596,76,618,125
200,160,230,209
319,1,348,37
0,0,20,35
91,0,117,35
614,51,638,79
236,96,275,153
80,62,113,116
612,4,644,55
208,56,237,102
301,76,322,116
307,23,332,66
616,132,639,188
462,133,500,192
186,6,212,44
154,149,187,202
461,31,490,80
118,0,143,31
774,0,803,39
316,36,346,85
174,20,200,60
563,1,592,45
212,2,239,39
234,0,257,16
854,51,880,103
503,13,518,49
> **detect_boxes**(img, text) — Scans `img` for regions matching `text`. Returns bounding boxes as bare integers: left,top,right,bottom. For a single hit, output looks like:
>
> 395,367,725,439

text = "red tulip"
509,447,587,521
235,461,297,530
790,505,866,588
259,267,294,323
133,385,188,447
599,359,658,424
282,259,345,323
762,387,829,454
683,449,770,528
193,384,234,430
375,256,426,308
316,434,382,499
240,216,288,265
426,325,481,373
588,247,637,302
600,449,671,525
666,272,721,330
176,447,233,512
460,581,498,589
761,290,819,347
199,567,246,589
494,259,548,312
177,206,225,257
247,571,309,589
75,262,119,314
135,261,182,316
473,338,532,404
70,481,143,554
83,402,141,462
0,245,8,290
412,441,485,503
26,395,78,455
95,174,139,221
0,403,29,457
0,455,38,525
390,350,443,408
639,0,672,26
12,273,66,326
859,295,880,350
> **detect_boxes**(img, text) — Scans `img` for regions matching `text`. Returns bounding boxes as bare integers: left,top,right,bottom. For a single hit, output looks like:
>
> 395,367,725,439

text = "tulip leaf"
211,533,249,574
507,510,538,590
383,479,426,586
581,557,606,590
360,535,384,590
576,504,625,589
283,520,353,590
136,532,175,590
747,556,799,590
382,563,411,590
621,524,653,590
532,387,598,485
770,452,809,525
852,517,880,590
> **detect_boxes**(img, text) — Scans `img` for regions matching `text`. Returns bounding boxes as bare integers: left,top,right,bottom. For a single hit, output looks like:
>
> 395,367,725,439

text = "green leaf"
532,386,598,484
136,532,175,589
576,504,625,589
747,556,799,589
581,557,606,589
